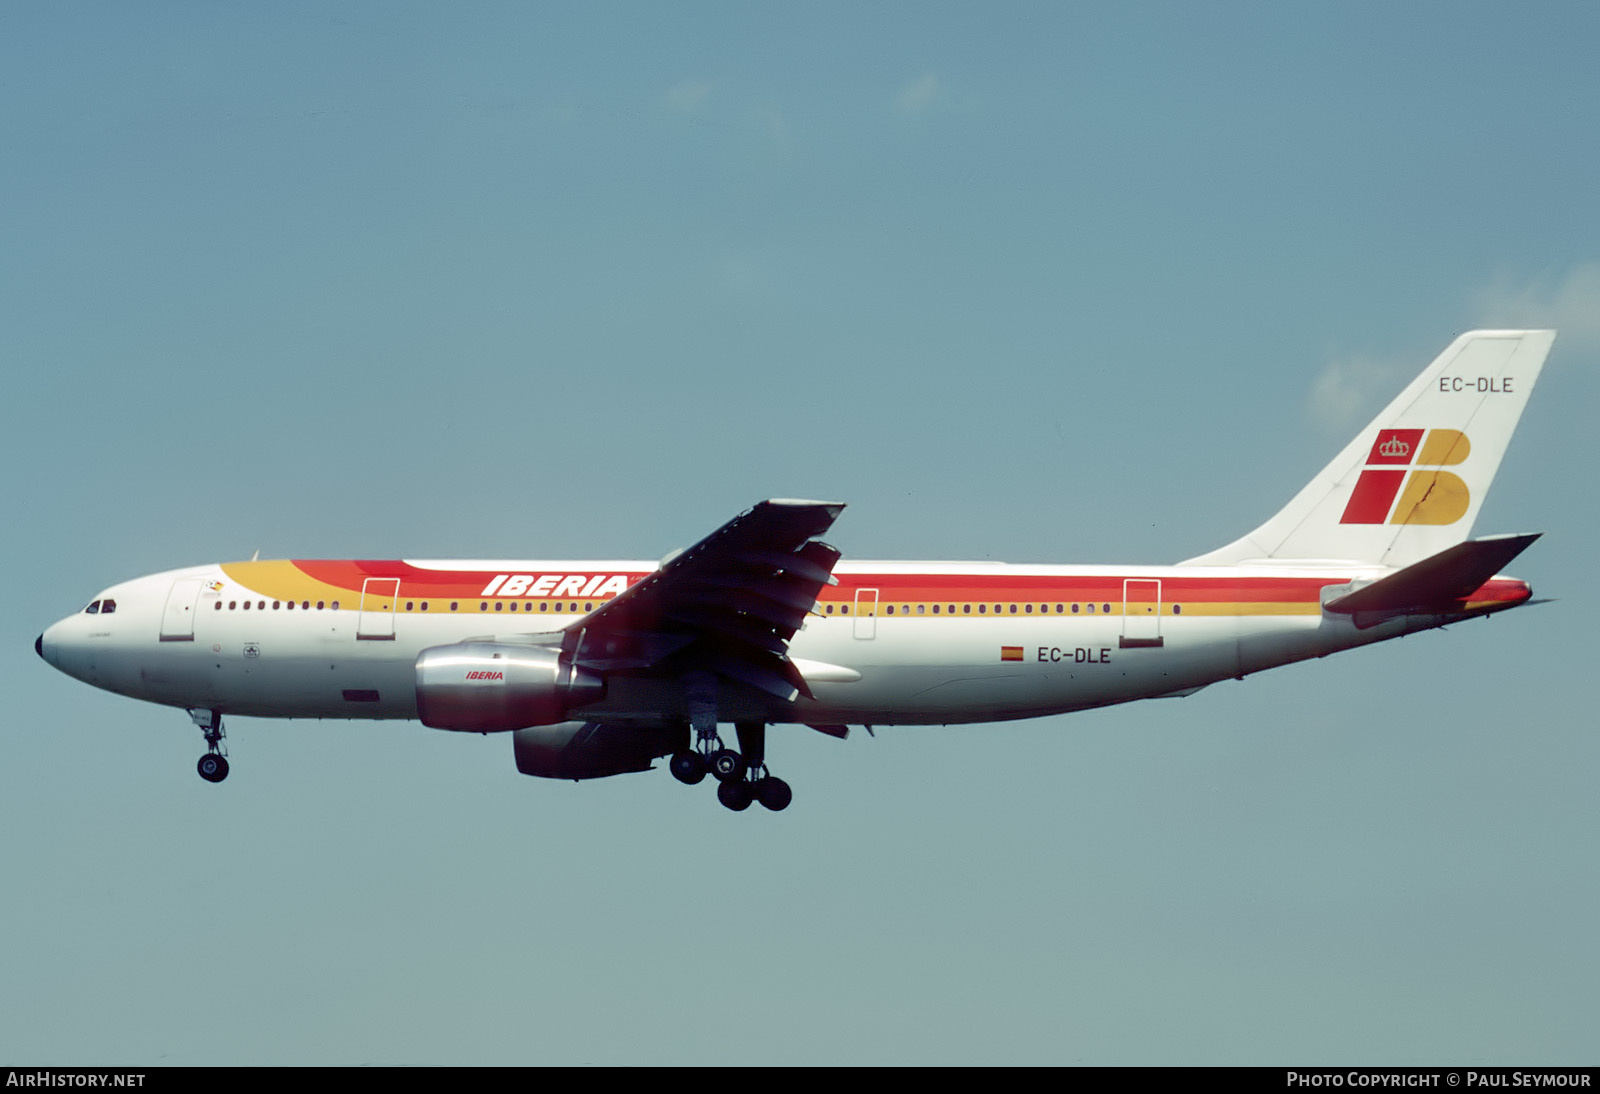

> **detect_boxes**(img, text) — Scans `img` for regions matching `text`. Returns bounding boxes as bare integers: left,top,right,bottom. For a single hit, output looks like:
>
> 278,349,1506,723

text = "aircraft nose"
36,626,61,669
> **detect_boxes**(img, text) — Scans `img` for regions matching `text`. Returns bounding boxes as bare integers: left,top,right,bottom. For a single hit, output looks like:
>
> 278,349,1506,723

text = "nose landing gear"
189,708,229,783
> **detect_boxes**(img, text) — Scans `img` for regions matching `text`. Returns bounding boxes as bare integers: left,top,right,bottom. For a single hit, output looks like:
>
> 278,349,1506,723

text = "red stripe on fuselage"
276,561,1531,609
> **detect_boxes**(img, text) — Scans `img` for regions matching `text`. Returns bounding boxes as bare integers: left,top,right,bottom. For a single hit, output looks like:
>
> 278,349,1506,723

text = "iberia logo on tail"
1340,428,1472,525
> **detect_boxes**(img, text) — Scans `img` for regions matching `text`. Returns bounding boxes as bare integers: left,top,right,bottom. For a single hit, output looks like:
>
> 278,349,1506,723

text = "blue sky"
4,2,1598,1065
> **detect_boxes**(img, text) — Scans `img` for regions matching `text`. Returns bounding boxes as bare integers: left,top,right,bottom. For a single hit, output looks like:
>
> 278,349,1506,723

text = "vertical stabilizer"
1180,330,1553,568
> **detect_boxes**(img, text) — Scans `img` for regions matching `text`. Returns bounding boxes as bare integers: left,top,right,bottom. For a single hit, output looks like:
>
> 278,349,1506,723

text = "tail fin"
1181,330,1554,568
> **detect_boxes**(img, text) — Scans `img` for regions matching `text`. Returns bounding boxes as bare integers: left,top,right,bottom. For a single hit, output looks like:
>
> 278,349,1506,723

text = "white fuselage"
38,557,1514,730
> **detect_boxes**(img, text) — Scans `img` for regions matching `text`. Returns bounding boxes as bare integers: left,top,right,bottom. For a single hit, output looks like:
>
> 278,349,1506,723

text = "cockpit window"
85,600,100,614
100,599,116,614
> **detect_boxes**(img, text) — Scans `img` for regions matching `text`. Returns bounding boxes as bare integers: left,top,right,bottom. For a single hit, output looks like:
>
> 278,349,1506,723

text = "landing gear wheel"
754,776,792,812
709,749,747,784
669,751,706,785
717,778,754,812
189,709,228,783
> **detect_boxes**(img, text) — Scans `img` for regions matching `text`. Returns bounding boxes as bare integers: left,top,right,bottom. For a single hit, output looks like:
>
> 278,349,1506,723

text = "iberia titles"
479,574,633,598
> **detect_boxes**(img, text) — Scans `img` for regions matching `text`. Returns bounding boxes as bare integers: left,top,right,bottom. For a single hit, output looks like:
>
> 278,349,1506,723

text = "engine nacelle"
415,641,604,732
513,722,683,781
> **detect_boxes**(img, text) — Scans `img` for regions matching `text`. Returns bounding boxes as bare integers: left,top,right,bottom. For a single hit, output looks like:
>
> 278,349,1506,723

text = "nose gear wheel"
189,708,229,783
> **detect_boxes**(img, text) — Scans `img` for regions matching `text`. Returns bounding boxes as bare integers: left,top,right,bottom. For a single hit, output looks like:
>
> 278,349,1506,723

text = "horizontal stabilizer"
1324,533,1540,614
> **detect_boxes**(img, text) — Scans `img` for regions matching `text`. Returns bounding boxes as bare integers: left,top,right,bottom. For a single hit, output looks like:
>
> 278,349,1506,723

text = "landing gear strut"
190,708,229,783
669,677,720,787
693,720,791,812
733,720,792,812
666,731,747,788
667,720,793,811
669,678,792,812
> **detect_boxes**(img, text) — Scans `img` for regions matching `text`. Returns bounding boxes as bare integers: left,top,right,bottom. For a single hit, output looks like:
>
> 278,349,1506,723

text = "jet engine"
414,641,604,732
513,722,683,780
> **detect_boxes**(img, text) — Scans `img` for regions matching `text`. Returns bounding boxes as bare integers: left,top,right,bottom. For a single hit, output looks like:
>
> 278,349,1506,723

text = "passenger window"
331,601,339,611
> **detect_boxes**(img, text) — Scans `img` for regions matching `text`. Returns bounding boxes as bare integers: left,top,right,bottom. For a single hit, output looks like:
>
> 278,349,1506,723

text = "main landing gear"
669,720,792,813
190,708,229,783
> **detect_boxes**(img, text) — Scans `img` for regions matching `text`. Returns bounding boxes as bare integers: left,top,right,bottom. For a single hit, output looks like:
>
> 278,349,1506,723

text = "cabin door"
159,578,203,641
1120,579,1164,648
358,578,400,640
853,587,879,640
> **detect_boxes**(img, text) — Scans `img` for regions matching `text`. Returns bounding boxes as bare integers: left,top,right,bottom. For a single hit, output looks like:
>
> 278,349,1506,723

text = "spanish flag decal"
1000,646,1025,662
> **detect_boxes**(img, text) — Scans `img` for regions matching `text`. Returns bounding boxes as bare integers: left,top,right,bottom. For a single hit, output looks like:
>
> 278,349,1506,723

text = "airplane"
36,329,1554,812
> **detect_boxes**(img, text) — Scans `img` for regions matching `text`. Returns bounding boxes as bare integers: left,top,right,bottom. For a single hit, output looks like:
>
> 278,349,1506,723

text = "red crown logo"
1344,428,1473,525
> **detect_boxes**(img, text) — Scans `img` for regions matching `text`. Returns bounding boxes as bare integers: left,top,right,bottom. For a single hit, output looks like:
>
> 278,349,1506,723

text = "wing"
562,499,845,702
